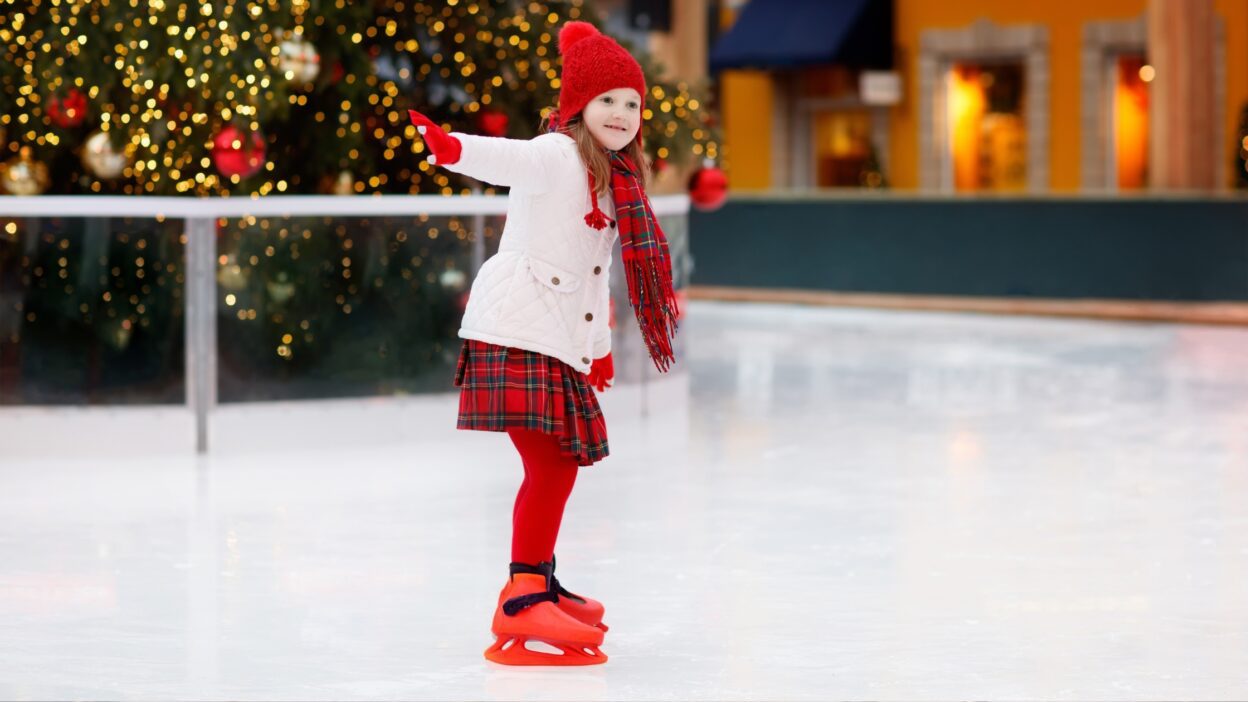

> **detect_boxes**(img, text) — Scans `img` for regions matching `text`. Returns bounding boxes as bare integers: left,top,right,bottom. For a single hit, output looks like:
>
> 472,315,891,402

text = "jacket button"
585,313,593,321
582,357,590,365
593,266,601,275
551,276,560,285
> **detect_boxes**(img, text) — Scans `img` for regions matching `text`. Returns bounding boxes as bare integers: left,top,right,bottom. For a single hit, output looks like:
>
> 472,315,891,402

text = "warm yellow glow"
948,64,1026,192
812,109,872,187
1115,55,1150,190
948,67,986,191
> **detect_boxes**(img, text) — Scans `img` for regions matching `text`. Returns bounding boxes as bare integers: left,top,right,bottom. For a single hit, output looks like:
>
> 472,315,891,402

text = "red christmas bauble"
688,164,728,211
47,89,88,128
212,126,266,179
477,109,510,137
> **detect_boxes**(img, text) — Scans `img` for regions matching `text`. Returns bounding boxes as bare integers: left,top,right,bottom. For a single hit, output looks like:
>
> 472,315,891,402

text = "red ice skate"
485,563,607,666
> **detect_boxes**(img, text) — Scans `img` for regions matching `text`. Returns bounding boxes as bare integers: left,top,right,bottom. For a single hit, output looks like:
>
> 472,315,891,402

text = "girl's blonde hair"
541,111,650,196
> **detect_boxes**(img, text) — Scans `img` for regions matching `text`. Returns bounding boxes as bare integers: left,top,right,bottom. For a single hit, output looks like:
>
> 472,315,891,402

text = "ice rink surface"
2,301,1247,700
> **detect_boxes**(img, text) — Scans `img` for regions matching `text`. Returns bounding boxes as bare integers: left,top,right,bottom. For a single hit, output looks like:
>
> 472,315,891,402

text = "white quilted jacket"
441,131,617,375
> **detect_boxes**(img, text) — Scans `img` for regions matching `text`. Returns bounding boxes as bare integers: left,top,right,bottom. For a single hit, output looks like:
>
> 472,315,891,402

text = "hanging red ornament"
687,160,728,211
654,157,668,174
47,89,88,128
212,125,266,179
477,108,510,137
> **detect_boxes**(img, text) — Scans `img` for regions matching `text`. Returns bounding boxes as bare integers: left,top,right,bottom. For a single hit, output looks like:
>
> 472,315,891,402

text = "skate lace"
551,575,587,605
502,558,587,614
502,590,559,616
548,554,587,605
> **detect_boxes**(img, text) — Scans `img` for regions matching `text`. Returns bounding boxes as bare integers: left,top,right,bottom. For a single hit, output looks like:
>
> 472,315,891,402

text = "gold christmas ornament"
82,131,128,180
278,30,321,87
332,170,355,195
266,281,296,304
107,317,133,351
266,271,296,304
0,147,50,195
216,258,248,292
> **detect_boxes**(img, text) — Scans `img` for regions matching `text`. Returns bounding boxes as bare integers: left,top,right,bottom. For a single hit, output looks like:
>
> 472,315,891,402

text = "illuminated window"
813,110,872,187
1112,54,1150,190
948,62,1026,192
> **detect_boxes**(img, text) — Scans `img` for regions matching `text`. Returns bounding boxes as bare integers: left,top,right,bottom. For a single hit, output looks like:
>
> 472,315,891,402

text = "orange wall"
890,0,1248,190
720,70,773,190
716,3,774,191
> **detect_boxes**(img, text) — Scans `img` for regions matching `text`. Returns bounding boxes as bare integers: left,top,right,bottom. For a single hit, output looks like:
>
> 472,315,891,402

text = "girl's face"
582,87,642,152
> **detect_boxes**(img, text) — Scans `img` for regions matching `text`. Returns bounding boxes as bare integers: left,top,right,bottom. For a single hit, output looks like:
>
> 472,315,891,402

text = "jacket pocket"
526,256,582,294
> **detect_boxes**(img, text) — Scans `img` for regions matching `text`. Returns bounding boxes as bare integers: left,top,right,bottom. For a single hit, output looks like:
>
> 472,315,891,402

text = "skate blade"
484,635,608,666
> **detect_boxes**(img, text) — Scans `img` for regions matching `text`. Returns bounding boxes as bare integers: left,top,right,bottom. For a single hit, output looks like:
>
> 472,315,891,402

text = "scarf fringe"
623,250,679,372
586,150,680,372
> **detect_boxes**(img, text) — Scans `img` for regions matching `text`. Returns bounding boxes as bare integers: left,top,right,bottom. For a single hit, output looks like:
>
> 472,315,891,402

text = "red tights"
507,429,579,565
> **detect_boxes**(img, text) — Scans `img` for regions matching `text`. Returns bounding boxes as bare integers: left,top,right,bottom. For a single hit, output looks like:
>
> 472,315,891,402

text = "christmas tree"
0,0,719,196
1,1,716,403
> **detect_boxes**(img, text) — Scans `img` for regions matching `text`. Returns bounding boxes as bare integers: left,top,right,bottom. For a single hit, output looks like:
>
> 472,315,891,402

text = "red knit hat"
556,21,646,142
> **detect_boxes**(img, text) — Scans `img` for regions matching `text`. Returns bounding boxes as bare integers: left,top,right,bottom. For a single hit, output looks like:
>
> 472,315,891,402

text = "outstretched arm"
408,110,566,193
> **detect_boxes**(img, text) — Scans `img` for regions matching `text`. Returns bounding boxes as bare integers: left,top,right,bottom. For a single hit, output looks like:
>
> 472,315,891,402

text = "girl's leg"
512,453,530,533
507,428,579,564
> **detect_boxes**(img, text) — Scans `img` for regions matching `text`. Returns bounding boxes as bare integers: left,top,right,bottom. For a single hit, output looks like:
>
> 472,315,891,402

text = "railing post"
185,216,217,453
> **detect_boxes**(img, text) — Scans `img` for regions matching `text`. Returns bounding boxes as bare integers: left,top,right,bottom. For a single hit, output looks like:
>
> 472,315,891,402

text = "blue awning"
709,0,893,72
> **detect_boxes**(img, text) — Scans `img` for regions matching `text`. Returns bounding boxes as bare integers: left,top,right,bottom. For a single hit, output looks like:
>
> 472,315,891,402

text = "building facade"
714,0,1248,192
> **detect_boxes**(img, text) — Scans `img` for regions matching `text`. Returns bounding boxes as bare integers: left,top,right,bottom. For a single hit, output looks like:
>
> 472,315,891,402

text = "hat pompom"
559,21,599,55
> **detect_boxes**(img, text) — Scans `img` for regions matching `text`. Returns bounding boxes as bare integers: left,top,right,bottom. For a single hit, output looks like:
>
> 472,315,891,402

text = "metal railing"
0,194,691,452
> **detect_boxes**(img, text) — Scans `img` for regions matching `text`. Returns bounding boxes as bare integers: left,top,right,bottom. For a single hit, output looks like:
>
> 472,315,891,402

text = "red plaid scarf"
582,151,678,372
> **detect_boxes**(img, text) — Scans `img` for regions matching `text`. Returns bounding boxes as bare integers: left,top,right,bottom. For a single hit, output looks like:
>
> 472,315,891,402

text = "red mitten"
407,110,462,166
587,353,614,392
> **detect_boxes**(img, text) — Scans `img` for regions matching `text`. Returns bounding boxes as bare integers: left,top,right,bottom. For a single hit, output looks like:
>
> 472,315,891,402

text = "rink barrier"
690,193,1248,304
687,286,1248,326
0,194,691,453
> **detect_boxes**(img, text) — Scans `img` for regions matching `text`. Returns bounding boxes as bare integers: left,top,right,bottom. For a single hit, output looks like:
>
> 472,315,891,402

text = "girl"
408,21,678,666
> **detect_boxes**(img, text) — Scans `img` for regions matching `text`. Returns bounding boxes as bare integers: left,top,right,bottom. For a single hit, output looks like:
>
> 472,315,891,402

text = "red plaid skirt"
453,339,609,466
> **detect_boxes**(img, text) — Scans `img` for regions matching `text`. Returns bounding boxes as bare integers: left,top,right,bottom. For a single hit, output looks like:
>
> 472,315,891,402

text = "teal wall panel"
688,197,1248,300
